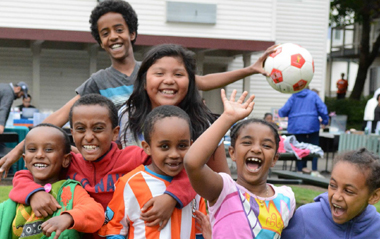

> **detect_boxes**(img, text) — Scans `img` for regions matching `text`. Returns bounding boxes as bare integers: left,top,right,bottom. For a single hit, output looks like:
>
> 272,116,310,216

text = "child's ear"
62,153,72,169
271,153,280,167
228,146,236,162
130,32,136,42
141,141,151,156
112,126,120,142
368,188,380,205
22,153,29,171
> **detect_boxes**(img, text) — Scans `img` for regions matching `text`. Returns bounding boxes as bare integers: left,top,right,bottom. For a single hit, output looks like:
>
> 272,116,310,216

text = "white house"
0,0,330,118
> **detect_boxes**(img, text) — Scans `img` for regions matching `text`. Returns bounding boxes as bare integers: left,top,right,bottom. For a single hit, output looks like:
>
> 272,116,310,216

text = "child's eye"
45,148,53,152
345,189,355,195
329,183,336,189
175,73,184,77
27,148,36,152
101,31,108,37
94,127,104,132
178,144,189,150
242,141,251,145
155,72,163,76
160,145,169,150
116,28,124,33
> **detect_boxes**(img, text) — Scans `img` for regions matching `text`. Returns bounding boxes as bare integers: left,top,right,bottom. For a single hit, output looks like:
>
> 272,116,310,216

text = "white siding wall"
0,0,329,115
39,49,89,111
130,0,274,40
227,0,330,118
0,0,273,41
0,0,96,31
0,47,32,108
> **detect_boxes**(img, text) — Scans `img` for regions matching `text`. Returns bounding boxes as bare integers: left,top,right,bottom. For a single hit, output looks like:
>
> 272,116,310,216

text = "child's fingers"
157,219,169,231
237,91,248,103
140,199,153,213
245,94,256,106
229,89,237,102
144,218,160,227
54,230,62,239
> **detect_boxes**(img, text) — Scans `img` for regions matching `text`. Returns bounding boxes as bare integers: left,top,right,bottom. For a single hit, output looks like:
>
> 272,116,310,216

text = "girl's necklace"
257,184,269,207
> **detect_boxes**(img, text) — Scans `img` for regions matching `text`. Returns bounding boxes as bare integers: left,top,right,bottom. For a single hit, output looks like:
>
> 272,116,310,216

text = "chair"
0,132,19,158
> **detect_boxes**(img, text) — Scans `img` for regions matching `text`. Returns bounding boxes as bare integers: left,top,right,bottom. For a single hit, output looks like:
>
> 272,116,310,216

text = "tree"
330,0,380,100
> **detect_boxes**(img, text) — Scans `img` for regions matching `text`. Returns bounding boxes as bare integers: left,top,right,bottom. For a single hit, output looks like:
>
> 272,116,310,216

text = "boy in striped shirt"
99,105,207,239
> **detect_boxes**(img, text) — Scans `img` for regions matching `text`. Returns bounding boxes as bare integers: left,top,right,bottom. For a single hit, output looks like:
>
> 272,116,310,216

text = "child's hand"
42,213,73,239
140,194,176,230
30,191,61,217
194,210,212,239
221,89,255,122
249,44,278,77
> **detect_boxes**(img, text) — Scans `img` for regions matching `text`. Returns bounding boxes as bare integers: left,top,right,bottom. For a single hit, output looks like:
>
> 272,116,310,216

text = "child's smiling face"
71,104,119,162
97,12,135,63
142,116,191,177
145,56,189,109
328,161,375,224
229,123,278,190
23,127,70,185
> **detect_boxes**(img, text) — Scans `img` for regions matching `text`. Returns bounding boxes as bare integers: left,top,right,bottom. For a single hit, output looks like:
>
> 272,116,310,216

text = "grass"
1,184,380,212
289,185,380,212
0,185,12,203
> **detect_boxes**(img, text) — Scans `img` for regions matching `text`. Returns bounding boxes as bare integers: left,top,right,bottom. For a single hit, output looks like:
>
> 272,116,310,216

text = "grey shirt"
0,83,14,126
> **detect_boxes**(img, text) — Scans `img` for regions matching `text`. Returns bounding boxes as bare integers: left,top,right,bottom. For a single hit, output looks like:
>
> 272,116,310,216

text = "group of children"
0,0,380,238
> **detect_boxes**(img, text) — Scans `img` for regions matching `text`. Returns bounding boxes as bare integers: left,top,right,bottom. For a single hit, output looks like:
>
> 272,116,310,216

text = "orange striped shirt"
99,165,206,239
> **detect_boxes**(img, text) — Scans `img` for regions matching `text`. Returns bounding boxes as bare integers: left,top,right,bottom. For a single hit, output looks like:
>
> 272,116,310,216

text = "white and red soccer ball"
264,43,314,94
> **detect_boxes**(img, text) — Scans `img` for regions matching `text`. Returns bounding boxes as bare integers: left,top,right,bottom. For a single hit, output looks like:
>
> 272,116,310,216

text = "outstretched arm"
0,95,80,180
184,89,255,204
195,45,277,91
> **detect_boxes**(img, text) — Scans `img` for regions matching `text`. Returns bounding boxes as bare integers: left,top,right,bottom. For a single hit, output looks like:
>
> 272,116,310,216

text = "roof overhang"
0,27,274,57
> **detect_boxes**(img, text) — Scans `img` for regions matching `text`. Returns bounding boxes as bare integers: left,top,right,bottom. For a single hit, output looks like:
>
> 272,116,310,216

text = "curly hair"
230,118,280,152
122,44,216,143
89,0,138,46
69,94,118,129
333,148,380,193
143,105,192,145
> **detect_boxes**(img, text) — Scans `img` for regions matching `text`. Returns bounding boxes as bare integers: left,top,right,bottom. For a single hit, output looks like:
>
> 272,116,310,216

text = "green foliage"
330,0,380,26
325,96,370,130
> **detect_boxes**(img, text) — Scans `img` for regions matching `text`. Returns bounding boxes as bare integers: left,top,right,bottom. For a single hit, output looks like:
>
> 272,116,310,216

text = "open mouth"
83,145,98,150
166,162,183,170
159,89,177,95
332,203,345,217
110,44,122,49
246,158,262,172
33,163,48,169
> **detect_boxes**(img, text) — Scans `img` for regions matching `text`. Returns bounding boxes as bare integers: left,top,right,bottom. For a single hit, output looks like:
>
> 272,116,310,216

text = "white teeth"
34,163,47,168
161,90,175,94
111,44,122,49
333,203,341,208
247,158,262,164
83,145,97,150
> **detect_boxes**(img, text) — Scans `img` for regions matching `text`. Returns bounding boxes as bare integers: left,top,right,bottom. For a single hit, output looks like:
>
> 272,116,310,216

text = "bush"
325,96,370,130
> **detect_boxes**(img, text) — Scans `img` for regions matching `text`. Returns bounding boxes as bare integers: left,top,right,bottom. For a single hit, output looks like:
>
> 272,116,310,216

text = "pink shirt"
209,173,296,238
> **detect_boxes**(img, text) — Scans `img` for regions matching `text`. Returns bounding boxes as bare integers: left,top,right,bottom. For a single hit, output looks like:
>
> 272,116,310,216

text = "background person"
363,88,380,132
17,94,36,112
0,81,28,134
336,73,348,99
278,88,328,177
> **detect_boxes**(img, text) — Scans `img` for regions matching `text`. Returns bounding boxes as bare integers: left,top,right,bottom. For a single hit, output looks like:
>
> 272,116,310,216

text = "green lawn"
1,185,380,212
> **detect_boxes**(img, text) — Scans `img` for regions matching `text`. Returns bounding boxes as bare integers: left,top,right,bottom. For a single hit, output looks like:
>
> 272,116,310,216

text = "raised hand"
221,89,255,122
249,44,278,77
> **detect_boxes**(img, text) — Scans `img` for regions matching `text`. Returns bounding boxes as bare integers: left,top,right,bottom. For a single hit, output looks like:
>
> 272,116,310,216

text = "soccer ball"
264,43,314,94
